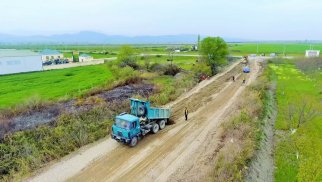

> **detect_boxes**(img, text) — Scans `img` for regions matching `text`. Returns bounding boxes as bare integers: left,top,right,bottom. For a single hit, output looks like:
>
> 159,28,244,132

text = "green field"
0,65,113,109
137,55,198,70
269,61,322,181
230,43,322,56
2,42,321,58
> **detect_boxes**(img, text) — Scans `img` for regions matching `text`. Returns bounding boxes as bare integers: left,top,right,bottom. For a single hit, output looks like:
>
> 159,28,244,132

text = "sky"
0,0,322,40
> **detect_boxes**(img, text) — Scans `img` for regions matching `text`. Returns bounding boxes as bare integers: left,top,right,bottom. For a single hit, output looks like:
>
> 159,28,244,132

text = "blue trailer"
111,98,171,147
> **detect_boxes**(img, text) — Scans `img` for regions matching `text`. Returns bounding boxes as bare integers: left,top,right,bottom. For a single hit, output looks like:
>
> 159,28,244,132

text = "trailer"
111,98,171,147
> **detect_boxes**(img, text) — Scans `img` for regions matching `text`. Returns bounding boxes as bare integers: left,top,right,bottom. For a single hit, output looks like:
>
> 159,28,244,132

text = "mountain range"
0,31,246,44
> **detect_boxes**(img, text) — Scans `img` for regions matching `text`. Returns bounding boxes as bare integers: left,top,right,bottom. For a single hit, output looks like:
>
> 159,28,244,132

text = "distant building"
40,49,63,62
0,49,42,75
305,50,320,58
79,54,93,62
174,49,181,53
270,53,276,57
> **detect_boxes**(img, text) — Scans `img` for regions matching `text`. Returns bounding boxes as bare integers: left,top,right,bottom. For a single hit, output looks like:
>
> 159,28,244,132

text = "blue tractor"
111,98,171,147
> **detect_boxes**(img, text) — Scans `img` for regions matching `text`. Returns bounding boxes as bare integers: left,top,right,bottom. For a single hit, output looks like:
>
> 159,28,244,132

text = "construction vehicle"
111,98,171,147
241,56,249,64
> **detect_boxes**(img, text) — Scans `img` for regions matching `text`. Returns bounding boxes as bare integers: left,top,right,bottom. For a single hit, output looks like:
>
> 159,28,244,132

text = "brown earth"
28,60,260,182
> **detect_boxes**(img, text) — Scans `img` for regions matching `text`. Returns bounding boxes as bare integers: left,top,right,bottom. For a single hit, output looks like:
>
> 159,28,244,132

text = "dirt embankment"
0,83,154,139
245,83,277,182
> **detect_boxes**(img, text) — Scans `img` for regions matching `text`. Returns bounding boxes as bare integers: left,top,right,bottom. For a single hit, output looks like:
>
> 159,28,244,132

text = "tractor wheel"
129,137,138,147
152,123,159,134
158,120,166,130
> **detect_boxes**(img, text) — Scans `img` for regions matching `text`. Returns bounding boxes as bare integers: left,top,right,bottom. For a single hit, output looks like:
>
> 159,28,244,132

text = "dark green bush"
164,64,181,76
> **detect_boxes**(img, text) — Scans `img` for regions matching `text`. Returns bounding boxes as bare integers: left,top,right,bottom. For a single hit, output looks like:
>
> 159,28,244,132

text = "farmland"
0,65,113,109
269,59,322,181
230,43,322,56
2,43,322,57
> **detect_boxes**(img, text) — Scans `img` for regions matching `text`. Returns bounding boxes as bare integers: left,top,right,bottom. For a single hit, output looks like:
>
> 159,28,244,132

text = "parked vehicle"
111,98,171,147
243,66,250,73
42,61,52,66
63,59,69,64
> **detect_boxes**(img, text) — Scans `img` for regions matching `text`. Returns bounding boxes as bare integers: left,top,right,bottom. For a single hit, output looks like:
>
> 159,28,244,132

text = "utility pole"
197,34,200,50
256,43,259,54
167,51,173,67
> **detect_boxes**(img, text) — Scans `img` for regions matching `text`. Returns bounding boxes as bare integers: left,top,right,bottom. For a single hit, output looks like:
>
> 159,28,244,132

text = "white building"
305,50,320,58
79,54,93,62
40,49,64,62
0,49,42,75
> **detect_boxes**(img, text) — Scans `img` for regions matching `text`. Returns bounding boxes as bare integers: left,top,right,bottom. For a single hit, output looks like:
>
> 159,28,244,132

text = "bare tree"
285,100,320,129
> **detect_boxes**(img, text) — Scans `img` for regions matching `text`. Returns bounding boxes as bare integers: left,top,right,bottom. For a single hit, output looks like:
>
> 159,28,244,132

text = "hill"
0,31,246,44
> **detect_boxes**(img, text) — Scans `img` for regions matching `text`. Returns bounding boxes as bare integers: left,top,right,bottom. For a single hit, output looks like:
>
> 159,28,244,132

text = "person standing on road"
184,107,189,121
232,76,235,82
243,77,246,84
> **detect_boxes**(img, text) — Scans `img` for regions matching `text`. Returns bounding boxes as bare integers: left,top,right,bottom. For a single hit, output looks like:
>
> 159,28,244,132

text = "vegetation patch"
269,59,322,182
0,106,113,181
229,43,322,56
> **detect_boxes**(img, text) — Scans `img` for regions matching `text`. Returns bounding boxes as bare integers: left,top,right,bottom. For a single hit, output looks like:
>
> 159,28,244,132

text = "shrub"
150,63,166,72
119,59,140,70
295,58,322,73
110,65,139,81
164,64,181,76
192,62,212,77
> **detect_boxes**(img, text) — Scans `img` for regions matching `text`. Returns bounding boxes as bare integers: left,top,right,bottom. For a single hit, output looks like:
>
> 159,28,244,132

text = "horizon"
1,31,322,43
1,0,322,41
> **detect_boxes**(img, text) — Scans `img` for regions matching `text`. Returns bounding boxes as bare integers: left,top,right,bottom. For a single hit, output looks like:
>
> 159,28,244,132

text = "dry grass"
83,76,142,98
75,96,105,107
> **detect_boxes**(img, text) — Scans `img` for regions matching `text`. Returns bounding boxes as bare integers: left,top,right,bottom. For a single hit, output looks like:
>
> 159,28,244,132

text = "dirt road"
29,60,260,182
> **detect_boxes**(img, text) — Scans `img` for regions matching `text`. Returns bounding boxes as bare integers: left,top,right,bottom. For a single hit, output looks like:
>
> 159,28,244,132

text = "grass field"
0,65,113,109
230,43,322,56
269,61,322,181
137,55,198,70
